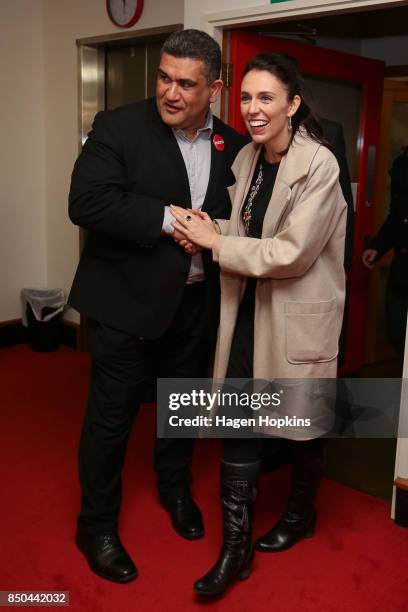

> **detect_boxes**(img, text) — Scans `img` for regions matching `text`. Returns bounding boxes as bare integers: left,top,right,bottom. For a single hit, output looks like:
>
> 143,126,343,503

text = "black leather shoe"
194,544,254,597
256,511,316,552
193,461,260,597
161,495,204,540
257,441,324,553
76,531,138,583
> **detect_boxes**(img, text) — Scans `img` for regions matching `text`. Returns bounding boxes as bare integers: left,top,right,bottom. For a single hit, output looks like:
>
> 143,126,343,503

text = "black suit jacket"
320,118,355,273
68,97,246,339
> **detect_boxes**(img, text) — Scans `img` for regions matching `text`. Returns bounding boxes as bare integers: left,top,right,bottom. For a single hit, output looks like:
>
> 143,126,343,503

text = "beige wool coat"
213,129,347,380
211,131,347,438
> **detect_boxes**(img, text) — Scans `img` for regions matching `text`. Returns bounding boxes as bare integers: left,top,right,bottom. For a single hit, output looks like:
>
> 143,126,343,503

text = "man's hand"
173,228,187,243
173,228,202,255
170,205,219,250
362,249,379,269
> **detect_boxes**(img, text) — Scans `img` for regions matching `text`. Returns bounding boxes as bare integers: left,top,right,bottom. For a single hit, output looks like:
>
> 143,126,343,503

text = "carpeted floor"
0,345,407,611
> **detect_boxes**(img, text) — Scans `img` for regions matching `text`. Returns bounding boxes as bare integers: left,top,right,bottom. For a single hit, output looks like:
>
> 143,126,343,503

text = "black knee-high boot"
256,440,325,553
194,460,261,596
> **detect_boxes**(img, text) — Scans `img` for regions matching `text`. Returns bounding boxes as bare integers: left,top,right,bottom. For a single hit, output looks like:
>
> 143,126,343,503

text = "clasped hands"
170,205,220,254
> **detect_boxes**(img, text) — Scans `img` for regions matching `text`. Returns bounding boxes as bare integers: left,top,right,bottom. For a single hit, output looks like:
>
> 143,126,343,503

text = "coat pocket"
284,298,338,364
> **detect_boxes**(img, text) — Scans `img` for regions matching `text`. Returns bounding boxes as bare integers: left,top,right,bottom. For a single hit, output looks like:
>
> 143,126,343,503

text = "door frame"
393,327,408,520
201,0,407,117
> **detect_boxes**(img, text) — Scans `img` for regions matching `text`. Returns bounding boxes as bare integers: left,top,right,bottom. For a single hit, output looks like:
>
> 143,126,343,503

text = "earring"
288,116,292,131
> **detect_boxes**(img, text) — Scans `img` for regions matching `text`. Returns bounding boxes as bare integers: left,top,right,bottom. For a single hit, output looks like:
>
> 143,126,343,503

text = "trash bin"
21,288,65,352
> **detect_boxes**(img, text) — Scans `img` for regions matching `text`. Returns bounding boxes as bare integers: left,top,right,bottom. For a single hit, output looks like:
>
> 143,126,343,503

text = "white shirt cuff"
162,206,175,235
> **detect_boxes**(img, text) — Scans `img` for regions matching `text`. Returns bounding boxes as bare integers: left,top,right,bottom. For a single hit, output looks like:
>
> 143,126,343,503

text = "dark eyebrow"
240,90,276,96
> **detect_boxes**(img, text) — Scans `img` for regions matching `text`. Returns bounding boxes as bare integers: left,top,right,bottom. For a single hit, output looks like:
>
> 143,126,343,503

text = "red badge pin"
213,134,225,151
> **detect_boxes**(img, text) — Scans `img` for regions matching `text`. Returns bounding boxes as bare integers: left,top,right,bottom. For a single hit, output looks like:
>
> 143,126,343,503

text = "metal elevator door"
105,39,165,110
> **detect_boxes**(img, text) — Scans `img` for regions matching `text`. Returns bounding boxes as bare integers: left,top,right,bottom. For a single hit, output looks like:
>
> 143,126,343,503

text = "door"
224,30,385,374
105,39,165,110
365,79,408,365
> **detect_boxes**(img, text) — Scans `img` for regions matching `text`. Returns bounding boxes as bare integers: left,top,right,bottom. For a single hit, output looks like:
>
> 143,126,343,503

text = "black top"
242,149,280,238
226,150,279,378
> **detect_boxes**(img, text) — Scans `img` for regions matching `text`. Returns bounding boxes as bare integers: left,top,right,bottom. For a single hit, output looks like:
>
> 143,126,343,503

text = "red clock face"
107,0,144,28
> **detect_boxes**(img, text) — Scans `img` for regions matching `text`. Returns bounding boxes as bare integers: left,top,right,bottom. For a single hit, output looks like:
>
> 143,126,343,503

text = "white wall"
0,0,47,321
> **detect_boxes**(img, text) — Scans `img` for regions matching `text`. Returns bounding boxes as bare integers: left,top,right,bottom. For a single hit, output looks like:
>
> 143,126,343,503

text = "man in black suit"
68,29,246,583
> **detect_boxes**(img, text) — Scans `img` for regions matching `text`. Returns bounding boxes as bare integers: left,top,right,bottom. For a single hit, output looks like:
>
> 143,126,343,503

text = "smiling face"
240,69,301,159
156,53,223,139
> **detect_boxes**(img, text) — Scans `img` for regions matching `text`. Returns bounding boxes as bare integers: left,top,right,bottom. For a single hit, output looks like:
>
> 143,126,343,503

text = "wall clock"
107,0,144,28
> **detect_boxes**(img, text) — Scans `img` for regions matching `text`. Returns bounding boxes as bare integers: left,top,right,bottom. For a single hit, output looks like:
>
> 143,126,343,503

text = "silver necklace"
243,162,263,236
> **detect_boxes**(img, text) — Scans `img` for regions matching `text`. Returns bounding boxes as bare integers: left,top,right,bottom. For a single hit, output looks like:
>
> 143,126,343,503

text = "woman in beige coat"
171,53,347,597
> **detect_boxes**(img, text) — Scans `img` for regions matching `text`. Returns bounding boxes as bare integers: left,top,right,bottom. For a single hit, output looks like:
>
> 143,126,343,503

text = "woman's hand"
170,205,220,250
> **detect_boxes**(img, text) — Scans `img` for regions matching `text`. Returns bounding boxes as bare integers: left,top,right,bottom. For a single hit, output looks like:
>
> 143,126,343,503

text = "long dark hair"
242,53,327,147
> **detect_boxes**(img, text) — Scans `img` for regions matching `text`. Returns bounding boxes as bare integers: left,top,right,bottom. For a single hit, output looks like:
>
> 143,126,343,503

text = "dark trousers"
78,283,210,534
223,437,326,464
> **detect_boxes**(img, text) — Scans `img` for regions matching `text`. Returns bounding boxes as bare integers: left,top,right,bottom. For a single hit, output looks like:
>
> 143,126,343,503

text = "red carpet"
0,345,407,611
